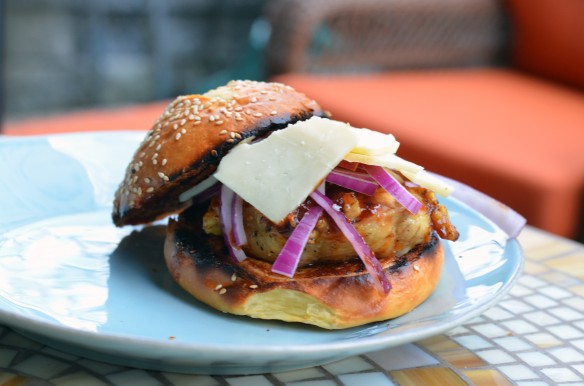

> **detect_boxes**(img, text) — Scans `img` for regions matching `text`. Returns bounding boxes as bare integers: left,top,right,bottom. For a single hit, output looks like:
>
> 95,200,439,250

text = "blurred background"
0,0,583,241
2,0,270,122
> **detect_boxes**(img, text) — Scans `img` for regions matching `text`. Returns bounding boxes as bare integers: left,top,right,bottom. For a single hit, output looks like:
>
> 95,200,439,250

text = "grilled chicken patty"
203,181,458,266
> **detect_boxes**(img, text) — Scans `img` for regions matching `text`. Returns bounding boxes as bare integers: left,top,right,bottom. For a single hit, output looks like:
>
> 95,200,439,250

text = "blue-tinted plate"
0,132,523,374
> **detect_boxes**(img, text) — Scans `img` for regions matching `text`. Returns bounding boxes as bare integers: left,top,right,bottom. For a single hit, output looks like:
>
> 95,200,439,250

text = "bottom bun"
164,208,444,329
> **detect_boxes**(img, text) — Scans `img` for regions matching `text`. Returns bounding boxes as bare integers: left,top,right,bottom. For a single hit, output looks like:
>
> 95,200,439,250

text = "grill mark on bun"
113,80,327,226
163,204,444,329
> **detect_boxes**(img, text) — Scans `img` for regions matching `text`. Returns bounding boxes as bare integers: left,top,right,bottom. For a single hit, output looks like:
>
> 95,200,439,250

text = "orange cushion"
2,101,170,136
274,69,584,237
505,0,584,90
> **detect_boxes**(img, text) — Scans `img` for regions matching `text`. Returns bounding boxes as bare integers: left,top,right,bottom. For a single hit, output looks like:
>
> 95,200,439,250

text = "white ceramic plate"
0,132,523,375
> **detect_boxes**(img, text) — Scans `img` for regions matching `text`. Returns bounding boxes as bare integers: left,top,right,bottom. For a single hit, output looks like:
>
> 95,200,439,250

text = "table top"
0,225,581,385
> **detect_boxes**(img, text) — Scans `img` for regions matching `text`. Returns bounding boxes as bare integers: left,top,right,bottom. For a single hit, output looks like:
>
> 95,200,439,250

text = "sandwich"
112,80,459,329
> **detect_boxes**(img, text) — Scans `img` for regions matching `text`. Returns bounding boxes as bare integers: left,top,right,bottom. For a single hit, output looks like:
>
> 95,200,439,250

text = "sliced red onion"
326,169,378,196
433,173,527,238
179,175,219,202
364,165,422,215
219,185,248,262
192,182,221,204
310,190,391,294
271,205,324,278
231,193,247,246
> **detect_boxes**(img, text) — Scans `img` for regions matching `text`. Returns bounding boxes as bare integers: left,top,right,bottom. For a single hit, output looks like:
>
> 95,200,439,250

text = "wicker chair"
264,0,584,240
264,0,508,76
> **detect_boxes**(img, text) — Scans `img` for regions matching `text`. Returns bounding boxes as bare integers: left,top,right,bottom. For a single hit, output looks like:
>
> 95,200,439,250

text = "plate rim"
0,131,525,368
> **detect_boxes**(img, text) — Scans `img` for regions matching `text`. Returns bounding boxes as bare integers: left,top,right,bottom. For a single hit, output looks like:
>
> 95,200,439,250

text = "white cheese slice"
402,170,454,197
344,152,423,175
214,116,358,223
349,127,400,155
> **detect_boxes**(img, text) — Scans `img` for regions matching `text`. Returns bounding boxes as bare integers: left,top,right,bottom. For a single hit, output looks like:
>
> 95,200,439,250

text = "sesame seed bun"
164,205,444,330
112,80,326,226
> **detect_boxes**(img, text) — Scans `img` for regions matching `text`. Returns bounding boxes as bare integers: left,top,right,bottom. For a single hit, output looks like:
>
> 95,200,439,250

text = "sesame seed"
235,116,244,121
161,158,167,166
245,109,252,115
140,152,146,158
173,123,178,130
144,177,151,184
234,133,242,139
234,106,243,112
215,284,223,291
184,99,191,106
219,129,228,135
270,110,277,115
260,90,268,94
175,133,182,140
156,144,161,151
230,132,236,138
180,119,186,126
413,265,420,272
251,97,257,103
188,114,196,120
146,187,154,193
249,284,258,289
226,138,235,143
215,120,224,125
231,273,237,281
269,97,276,101
194,115,201,121
211,150,218,157
219,288,227,295
209,115,215,122
254,113,262,117
181,128,186,134
194,121,201,125
193,98,201,105
152,159,157,165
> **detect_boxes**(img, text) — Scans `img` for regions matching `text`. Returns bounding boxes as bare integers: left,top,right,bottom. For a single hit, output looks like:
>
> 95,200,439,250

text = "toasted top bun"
112,80,326,226
164,206,444,329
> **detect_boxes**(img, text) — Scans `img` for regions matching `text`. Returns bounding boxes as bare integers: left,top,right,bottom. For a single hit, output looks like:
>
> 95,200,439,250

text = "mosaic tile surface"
0,226,583,385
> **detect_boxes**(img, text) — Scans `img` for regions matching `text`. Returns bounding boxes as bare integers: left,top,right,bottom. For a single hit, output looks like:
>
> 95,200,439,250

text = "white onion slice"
219,185,248,262
271,205,324,278
364,165,422,214
310,190,391,294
